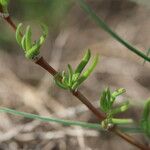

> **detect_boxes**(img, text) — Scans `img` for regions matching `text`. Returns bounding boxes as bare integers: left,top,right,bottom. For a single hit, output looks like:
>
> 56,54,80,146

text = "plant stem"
0,5,16,31
36,57,105,120
77,0,150,62
72,90,105,120
114,128,149,150
2,11,149,150
0,107,101,130
4,16,16,31
35,57,57,76
0,107,144,133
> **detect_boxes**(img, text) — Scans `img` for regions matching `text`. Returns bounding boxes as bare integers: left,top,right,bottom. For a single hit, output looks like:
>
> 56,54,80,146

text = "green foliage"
0,0,9,6
54,50,99,90
100,88,133,130
16,23,48,59
0,0,9,13
140,99,150,138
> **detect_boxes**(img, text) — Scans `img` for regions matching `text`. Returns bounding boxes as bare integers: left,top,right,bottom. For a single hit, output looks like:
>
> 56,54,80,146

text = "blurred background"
0,0,150,149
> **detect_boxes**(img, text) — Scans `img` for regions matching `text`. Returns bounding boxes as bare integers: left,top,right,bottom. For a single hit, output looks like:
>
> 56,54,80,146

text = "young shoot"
16,23,48,60
99,88,133,130
54,49,99,91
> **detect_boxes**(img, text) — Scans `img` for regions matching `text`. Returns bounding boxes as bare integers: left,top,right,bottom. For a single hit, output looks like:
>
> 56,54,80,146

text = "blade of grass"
0,107,101,129
0,107,143,133
77,0,150,62
143,48,150,65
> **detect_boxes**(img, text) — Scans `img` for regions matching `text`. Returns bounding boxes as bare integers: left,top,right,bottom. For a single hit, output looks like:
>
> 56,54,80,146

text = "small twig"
4,16,16,31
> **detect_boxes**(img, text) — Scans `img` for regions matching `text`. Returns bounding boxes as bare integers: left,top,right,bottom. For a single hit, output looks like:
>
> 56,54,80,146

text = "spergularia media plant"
0,0,150,149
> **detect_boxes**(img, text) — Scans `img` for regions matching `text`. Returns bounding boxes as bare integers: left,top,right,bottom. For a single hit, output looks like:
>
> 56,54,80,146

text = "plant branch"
77,0,150,62
36,57,105,120
4,16,16,31
114,128,148,150
36,56,149,150
1,10,149,150
72,90,105,120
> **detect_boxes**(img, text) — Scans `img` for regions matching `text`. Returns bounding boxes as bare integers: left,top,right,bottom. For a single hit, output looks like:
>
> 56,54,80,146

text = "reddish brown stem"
0,6,16,31
4,16,16,31
2,13,149,150
36,57,57,76
114,129,149,150
72,90,105,120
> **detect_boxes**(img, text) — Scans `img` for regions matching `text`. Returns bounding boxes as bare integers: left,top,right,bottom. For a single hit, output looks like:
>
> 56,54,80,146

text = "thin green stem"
0,107,100,129
0,107,143,133
143,48,150,65
77,0,150,62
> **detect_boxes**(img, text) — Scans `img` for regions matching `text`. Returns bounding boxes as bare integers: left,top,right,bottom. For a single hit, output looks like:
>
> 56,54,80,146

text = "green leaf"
111,118,133,125
141,99,150,137
100,89,107,112
67,64,73,86
15,23,48,60
81,54,99,79
0,0,9,6
25,25,32,50
54,73,68,90
55,79,68,90
38,24,48,45
100,88,112,112
16,23,22,46
62,71,68,85
73,49,91,81
110,101,130,116
54,50,99,90
111,88,126,104
25,42,40,59
21,35,26,51
72,54,99,89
